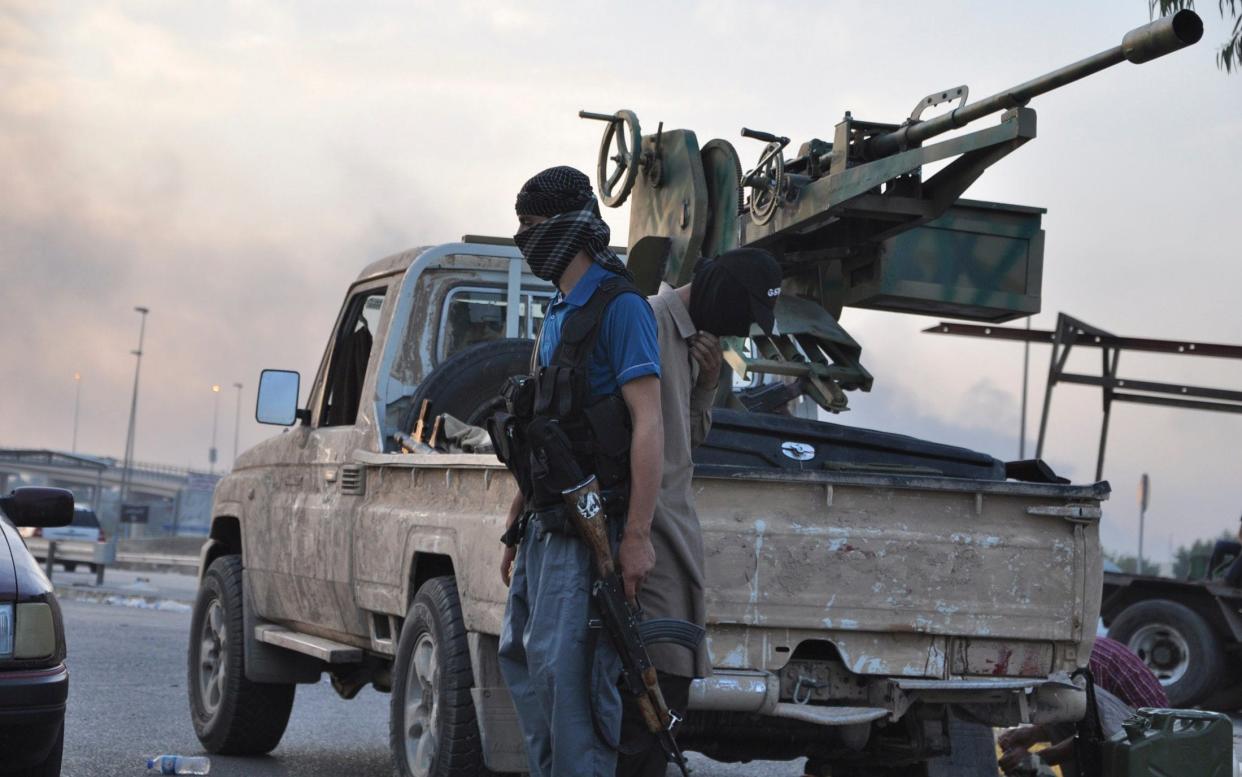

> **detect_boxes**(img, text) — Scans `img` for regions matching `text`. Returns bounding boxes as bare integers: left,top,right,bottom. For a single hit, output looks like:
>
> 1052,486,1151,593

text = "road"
58,597,809,777
56,580,1242,776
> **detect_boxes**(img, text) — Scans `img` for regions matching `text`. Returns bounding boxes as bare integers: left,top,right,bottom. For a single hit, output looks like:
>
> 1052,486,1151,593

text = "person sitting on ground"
998,636,1168,777
1206,513,1242,586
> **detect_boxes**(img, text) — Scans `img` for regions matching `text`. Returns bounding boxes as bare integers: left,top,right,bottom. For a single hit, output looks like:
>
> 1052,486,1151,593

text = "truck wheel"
188,555,296,754
62,562,77,573
406,339,533,430
1107,598,1223,707
390,576,486,777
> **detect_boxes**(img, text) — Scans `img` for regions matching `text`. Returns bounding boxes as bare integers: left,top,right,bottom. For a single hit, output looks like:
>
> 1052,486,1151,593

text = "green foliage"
1171,531,1235,578
1150,0,1242,73
1105,550,1162,576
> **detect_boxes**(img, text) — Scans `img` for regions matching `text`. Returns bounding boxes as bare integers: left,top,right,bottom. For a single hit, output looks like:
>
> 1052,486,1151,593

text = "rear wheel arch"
407,552,456,608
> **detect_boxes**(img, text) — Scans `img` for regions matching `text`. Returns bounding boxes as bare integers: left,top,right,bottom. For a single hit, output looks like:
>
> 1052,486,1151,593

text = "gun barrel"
868,10,1203,158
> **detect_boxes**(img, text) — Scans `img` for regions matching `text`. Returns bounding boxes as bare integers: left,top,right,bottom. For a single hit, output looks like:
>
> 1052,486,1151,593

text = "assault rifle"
527,418,698,776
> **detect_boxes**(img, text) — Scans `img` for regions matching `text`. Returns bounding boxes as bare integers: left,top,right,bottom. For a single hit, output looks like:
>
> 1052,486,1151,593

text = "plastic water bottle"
146,755,211,774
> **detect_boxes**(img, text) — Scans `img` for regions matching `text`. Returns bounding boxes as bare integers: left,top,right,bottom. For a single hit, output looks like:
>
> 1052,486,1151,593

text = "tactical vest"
491,275,641,511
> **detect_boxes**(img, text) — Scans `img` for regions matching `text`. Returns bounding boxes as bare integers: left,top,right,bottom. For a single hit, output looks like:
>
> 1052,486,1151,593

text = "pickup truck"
189,238,1108,776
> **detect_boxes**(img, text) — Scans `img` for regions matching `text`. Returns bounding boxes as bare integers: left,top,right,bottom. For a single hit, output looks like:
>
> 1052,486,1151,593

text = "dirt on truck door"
269,282,392,636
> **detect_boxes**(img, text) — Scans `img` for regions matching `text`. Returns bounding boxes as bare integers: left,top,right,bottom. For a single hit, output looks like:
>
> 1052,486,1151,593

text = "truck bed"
355,450,1106,684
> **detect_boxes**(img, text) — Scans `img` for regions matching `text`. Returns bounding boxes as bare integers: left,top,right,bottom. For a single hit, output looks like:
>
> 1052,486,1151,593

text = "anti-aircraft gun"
580,11,1203,413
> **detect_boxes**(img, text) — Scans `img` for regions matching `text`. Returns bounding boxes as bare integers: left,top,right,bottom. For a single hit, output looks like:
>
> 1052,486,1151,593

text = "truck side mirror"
256,369,302,426
0,487,74,528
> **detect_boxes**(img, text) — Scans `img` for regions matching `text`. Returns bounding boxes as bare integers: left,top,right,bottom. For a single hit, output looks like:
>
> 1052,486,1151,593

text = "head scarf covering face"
514,166,632,283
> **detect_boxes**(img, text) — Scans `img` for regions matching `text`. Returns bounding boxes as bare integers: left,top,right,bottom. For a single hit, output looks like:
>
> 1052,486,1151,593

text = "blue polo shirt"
537,262,660,396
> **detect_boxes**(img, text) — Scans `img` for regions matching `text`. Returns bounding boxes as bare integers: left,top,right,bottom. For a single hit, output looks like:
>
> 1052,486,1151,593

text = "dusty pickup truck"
189,238,1108,776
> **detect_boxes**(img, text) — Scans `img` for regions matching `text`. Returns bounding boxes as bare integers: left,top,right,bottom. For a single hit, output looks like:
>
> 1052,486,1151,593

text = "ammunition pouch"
487,275,641,513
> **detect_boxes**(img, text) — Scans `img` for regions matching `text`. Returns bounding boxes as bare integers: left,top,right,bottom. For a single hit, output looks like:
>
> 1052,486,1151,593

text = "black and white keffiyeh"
515,165,595,218
513,207,630,282
513,166,630,283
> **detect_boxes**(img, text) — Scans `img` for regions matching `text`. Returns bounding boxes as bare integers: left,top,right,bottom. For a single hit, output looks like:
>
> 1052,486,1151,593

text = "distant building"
0,448,220,537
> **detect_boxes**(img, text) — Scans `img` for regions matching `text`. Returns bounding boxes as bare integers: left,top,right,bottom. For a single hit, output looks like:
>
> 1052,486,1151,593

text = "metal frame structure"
925,313,1242,481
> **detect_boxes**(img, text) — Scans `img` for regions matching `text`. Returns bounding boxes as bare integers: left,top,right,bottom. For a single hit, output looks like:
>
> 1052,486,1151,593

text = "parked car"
0,487,73,776
20,507,106,574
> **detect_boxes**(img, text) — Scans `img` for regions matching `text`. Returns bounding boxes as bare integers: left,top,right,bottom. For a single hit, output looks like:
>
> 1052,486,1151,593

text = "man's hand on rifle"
617,527,655,601
501,544,517,587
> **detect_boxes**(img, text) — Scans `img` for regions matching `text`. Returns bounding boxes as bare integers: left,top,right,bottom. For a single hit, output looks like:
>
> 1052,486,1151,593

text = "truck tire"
1107,598,1223,707
405,339,533,431
62,562,77,573
390,575,487,777
188,555,296,754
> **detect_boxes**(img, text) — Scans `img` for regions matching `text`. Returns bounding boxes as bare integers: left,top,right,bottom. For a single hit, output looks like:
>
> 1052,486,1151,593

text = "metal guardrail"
25,539,199,579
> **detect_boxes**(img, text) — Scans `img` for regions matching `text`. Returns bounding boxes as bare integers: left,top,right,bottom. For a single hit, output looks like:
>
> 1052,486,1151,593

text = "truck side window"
321,290,386,427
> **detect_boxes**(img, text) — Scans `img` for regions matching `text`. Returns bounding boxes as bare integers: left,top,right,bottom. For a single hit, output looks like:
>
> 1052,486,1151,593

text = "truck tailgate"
695,467,1106,678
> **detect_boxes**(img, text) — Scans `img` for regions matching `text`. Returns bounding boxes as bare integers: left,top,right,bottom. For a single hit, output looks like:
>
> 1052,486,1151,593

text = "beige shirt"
643,285,713,678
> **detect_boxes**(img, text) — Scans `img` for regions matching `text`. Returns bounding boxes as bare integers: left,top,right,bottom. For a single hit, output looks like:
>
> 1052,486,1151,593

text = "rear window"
71,509,100,528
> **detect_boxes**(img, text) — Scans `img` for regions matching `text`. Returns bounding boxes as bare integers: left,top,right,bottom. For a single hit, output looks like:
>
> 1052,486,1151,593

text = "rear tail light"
97,528,106,543
31,527,42,539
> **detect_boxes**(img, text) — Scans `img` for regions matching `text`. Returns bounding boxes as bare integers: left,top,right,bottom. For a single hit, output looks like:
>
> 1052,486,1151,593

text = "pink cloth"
1091,636,1169,709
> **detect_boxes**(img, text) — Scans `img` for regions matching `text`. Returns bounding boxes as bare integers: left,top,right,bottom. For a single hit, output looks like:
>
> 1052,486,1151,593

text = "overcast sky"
2,1,1239,561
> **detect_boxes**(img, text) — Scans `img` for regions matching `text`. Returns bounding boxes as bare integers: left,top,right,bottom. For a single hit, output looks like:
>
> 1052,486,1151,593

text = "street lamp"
119,306,149,538
209,384,221,475
232,382,243,468
71,372,82,453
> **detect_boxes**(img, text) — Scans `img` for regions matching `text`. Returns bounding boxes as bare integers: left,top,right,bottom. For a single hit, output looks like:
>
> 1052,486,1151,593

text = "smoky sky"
2,1,1239,562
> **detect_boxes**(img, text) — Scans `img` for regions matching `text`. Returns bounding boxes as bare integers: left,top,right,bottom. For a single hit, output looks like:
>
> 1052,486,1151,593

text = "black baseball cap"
715,248,782,335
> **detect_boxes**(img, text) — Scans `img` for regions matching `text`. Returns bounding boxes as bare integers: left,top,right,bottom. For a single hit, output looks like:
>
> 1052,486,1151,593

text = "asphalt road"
59,598,809,777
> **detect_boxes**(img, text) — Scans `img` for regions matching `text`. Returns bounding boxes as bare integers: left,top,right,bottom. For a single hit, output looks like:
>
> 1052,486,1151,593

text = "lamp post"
119,306,149,538
71,372,82,453
209,384,221,475
232,382,243,468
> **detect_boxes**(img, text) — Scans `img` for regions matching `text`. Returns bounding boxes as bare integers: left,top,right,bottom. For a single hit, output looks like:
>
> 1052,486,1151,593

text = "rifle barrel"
867,10,1203,158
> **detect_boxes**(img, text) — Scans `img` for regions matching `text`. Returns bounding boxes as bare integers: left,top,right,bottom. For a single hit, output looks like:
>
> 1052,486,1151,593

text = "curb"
55,584,195,609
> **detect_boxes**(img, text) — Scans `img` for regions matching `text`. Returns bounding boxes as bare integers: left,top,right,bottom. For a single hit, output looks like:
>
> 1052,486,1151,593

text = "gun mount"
580,11,1202,413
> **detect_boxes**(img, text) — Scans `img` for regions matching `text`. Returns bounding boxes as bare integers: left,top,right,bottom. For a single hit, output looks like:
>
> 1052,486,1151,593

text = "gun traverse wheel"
591,109,641,207
745,141,786,226
188,555,295,754
390,576,487,777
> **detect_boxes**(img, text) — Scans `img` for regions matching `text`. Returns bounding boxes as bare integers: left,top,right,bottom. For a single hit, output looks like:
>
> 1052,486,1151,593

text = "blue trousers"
498,519,623,777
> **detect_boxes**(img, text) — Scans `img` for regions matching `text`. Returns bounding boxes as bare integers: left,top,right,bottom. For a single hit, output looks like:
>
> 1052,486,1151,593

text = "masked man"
495,166,664,777
616,248,783,777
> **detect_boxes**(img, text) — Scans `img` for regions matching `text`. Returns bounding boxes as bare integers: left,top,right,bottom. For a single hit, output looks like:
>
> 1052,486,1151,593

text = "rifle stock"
560,476,690,776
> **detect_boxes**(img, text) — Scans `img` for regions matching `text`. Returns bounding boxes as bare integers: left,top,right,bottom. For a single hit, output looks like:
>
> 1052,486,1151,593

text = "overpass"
0,448,219,535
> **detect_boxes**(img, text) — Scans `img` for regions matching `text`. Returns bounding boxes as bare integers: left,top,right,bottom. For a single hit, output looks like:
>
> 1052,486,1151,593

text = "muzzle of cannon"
866,10,1203,159
577,11,1202,413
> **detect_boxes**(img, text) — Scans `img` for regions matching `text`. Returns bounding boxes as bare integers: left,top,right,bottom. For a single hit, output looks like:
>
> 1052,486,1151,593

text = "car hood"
0,518,19,600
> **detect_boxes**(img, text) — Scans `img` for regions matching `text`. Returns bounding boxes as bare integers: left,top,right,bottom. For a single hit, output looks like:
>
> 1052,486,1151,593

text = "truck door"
266,280,392,636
